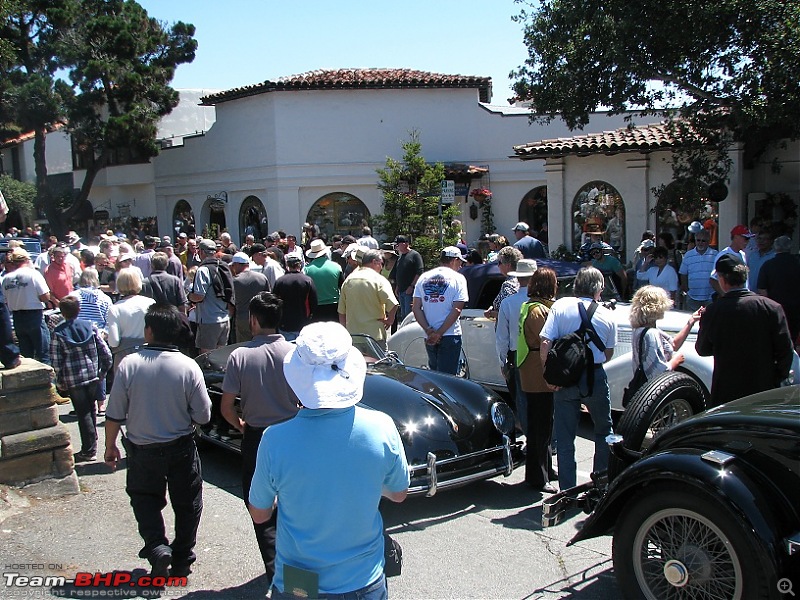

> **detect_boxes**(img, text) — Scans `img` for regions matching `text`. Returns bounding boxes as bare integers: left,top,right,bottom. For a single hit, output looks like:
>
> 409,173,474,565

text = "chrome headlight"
490,402,516,436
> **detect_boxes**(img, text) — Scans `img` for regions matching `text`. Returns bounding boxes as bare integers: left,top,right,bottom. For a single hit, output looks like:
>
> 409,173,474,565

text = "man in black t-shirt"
272,255,318,340
389,235,424,320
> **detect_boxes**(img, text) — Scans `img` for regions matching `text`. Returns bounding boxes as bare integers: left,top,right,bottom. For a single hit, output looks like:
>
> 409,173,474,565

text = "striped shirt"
72,287,113,331
678,247,718,301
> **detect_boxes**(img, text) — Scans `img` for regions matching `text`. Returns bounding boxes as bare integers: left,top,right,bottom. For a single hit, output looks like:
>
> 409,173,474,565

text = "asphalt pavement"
0,402,619,599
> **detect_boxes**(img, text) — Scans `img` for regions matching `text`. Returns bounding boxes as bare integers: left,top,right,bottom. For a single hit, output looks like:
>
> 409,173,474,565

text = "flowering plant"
470,187,492,201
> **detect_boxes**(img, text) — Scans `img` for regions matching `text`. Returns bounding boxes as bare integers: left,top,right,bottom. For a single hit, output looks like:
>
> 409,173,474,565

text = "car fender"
571,448,789,573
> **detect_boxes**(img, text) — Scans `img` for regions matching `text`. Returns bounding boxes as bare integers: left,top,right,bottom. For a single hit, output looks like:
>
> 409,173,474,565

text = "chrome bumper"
407,434,518,497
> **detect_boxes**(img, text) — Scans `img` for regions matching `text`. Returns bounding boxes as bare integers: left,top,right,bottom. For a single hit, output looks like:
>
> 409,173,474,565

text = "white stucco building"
3,69,797,255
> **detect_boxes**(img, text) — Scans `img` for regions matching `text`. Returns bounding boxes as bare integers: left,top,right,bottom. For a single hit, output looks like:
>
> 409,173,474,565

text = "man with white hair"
249,322,409,599
539,266,617,492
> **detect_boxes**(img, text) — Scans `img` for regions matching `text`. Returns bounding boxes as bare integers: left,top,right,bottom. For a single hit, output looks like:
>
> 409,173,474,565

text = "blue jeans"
272,574,387,600
553,367,613,490
12,310,50,364
425,335,462,375
397,292,413,321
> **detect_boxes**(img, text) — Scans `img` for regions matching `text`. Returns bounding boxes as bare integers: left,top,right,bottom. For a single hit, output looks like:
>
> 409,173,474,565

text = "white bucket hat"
305,239,330,259
283,322,367,410
507,259,538,277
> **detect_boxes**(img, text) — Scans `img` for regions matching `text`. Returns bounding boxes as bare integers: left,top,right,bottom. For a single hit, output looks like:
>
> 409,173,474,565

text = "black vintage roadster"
544,384,800,599
195,334,524,497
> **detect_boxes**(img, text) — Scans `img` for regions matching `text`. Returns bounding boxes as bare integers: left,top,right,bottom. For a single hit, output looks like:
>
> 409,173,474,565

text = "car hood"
650,385,800,453
362,363,502,441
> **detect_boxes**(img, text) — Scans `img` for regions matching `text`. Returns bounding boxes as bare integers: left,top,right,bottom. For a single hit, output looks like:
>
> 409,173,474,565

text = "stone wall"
0,359,78,495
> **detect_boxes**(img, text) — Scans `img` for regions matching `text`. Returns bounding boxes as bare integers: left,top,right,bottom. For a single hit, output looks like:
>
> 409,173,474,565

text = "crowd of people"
0,215,796,598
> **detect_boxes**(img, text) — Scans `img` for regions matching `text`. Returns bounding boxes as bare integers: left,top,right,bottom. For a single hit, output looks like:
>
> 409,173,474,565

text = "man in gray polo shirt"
104,304,211,580
188,239,232,353
220,292,298,586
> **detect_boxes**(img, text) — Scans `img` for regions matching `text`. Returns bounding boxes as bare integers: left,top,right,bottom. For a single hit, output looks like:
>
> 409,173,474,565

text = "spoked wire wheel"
632,507,742,599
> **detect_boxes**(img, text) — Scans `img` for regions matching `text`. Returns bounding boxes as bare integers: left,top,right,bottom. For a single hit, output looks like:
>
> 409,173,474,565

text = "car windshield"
0,238,41,256
350,334,387,363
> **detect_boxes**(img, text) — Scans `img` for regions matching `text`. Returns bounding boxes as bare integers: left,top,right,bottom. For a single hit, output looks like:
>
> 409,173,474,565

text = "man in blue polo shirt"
249,322,409,599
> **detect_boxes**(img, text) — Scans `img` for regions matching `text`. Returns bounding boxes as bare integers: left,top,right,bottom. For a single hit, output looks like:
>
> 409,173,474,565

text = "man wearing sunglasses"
679,230,718,311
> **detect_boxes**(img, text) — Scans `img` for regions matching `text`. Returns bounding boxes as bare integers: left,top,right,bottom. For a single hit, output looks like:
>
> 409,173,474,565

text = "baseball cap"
688,221,703,234
394,235,409,244
178,232,188,239
715,253,746,275
286,254,303,266
442,246,467,261
198,239,217,253
730,225,755,238
512,222,529,232
231,252,251,264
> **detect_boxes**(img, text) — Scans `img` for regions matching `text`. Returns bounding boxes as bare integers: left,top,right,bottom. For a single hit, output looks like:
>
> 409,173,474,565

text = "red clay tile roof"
201,68,492,105
1,123,65,148
512,122,681,159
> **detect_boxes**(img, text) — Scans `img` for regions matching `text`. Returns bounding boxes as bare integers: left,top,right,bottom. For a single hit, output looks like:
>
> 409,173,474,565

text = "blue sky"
137,0,530,105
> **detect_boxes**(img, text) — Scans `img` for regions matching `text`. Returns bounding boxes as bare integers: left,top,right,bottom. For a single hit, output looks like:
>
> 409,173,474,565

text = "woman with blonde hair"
107,268,156,371
517,267,559,492
629,285,701,380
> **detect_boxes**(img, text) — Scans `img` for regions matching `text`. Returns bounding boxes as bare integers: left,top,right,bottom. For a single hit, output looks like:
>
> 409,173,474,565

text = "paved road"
1,403,619,599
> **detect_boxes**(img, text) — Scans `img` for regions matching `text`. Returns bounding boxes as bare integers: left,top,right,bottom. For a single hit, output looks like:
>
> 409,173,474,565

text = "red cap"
730,225,755,238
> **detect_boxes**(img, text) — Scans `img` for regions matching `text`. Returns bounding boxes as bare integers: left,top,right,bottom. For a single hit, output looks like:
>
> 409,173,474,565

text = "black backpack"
543,301,606,395
199,258,235,305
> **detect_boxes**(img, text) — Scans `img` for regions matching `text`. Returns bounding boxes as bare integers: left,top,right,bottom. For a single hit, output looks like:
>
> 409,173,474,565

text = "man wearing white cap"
512,222,546,260
412,246,469,375
229,252,270,343
249,322,409,599
495,259,539,465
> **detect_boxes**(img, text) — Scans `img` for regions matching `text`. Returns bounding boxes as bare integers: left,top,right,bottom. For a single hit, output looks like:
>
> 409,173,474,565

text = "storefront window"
572,181,626,256
307,192,370,239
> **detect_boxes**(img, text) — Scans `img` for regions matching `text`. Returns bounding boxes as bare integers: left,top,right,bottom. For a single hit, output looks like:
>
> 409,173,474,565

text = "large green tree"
374,132,459,268
511,0,800,185
0,0,196,236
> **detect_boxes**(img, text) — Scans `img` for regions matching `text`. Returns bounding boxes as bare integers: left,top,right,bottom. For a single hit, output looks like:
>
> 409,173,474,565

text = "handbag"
383,533,403,577
622,327,650,408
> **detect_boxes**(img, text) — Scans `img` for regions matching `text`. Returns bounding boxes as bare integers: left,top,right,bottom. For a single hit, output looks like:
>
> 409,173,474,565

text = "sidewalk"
0,402,270,598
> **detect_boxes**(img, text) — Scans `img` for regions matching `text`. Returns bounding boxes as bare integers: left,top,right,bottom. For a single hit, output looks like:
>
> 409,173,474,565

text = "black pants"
311,303,340,323
524,391,555,488
69,381,99,455
125,434,203,570
242,425,277,582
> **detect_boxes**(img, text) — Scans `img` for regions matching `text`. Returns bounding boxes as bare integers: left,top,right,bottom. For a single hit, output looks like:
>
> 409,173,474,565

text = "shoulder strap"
579,301,606,352
636,327,649,369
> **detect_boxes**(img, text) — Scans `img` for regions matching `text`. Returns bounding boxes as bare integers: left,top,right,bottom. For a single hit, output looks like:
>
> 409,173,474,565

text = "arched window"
572,181,626,255
519,186,548,238
307,192,370,239
172,200,195,237
239,196,268,241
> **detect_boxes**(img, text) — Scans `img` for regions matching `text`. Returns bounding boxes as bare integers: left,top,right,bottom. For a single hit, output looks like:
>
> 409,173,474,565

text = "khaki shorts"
196,321,230,351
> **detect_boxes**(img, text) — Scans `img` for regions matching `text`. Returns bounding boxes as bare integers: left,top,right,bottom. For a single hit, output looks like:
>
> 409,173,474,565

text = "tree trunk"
33,127,66,238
